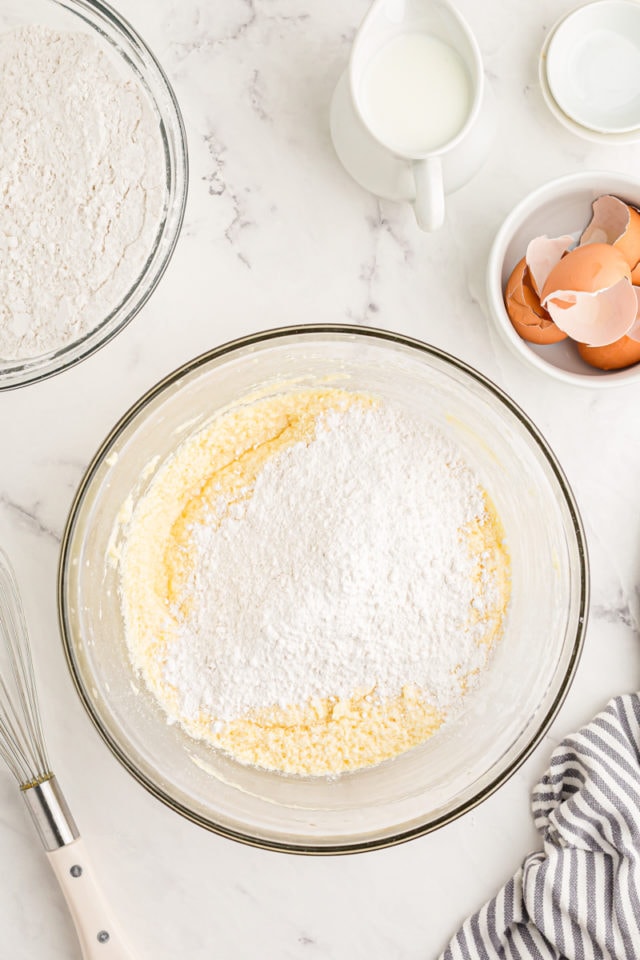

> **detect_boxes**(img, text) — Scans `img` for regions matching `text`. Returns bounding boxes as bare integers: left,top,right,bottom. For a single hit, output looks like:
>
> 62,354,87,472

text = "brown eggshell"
526,234,574,296
615,204,640,274
580,195,640,274
504,257,568,345
577,336,640,370
545,277,638,347
541,243,631,301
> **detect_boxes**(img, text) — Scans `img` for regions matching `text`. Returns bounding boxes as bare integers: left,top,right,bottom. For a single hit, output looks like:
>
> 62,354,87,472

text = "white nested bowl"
545,1,640,136
539,8,640,144
487,171,640,387
58,326,588,853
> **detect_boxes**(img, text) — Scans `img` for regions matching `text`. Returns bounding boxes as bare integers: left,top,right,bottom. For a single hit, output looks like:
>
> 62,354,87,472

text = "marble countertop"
2,0,640,957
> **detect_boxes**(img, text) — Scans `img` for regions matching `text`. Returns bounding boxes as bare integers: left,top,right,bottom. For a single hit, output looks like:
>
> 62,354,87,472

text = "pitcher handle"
412,156,445,232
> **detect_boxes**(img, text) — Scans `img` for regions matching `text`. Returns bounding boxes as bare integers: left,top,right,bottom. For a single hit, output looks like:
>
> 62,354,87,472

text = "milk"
359,33,472,155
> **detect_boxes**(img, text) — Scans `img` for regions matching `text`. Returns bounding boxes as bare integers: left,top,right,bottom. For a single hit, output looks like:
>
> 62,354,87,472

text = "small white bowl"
546,1,640,134
486,171,640,388
539,4,640,144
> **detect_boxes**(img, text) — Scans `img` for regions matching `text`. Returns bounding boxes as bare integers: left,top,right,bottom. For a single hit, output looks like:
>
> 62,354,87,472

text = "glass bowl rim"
0,0,189,390
57,323,590,854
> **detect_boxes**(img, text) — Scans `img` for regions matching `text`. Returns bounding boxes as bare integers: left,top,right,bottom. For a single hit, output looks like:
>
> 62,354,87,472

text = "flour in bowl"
0,25,165,361
118,389,511,775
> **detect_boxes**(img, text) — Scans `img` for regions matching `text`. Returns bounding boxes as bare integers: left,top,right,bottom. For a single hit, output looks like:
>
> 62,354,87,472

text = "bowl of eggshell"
487,171,640,387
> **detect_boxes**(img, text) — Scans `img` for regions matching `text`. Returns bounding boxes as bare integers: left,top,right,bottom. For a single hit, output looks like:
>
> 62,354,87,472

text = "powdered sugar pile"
0,25,165,360
163,403,503,722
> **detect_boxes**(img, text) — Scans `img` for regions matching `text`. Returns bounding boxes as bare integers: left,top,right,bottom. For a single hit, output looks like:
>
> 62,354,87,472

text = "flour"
0,26,165,361
162,403,503,723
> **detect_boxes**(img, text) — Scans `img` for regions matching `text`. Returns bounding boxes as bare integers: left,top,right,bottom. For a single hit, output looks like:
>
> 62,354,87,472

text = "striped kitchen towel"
440,694,640,960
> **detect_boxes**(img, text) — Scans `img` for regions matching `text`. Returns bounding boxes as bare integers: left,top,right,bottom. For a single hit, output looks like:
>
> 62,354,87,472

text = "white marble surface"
2,0,640,957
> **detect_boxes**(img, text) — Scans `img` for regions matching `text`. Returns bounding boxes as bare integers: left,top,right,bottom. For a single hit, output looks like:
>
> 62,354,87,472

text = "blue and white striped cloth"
441,694,640,960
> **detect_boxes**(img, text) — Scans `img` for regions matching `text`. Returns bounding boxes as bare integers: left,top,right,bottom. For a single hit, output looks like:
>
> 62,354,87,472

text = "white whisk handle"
46,839,135,959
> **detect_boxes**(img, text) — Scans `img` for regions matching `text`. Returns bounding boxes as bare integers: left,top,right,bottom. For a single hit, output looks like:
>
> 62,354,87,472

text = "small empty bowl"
546,1,640,134
538,38,640,145
540,1,640,142
486,171,640,387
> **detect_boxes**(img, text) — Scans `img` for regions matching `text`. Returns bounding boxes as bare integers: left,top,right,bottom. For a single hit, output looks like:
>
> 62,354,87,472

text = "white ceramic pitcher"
330,0,489,231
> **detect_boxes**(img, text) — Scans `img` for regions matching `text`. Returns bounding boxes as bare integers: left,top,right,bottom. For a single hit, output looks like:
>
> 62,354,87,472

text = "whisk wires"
0,549,51,787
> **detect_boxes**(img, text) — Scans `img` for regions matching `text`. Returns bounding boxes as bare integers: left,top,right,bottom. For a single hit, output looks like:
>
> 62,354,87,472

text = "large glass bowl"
0,0,188,390
58,326,588,854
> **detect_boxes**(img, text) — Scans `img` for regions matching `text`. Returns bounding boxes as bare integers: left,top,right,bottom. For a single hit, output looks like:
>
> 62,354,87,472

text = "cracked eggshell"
504,257,568,344
544,277,638,347
578,336,640,370
541,243,631,299
628,287,640,342
580,195,640,277
540,244,636,346
526,234,574,297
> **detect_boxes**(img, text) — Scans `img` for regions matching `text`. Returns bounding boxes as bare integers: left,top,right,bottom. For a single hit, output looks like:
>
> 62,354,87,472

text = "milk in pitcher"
359,33,472,155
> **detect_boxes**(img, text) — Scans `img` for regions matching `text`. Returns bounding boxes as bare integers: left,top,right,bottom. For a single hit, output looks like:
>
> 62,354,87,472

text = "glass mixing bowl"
58,326,588,853
0,0,188,390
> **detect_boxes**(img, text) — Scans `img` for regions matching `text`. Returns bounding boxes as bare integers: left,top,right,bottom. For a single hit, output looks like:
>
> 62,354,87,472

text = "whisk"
0,548,134,959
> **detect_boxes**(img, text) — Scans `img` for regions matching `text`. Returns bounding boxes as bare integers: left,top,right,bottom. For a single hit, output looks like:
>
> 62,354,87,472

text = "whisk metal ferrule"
22,774,79,851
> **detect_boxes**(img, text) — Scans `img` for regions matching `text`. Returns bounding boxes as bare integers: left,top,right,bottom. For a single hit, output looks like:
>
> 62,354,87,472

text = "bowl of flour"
0,0,187,389
58,326,588,853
